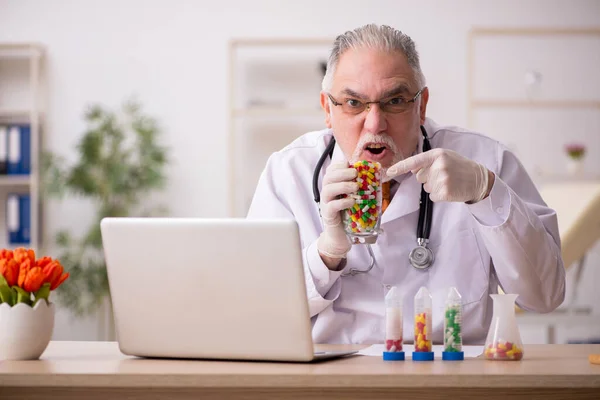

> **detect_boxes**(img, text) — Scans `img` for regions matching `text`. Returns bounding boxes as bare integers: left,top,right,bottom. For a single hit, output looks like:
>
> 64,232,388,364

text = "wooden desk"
1,342,599,399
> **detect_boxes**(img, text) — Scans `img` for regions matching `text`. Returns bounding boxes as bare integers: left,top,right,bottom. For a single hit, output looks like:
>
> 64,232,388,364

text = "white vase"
0,301,55,360
567,159,584,177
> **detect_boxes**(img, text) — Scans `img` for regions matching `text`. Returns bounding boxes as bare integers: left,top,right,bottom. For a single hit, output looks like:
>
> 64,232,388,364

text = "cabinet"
228,38,333,216
0,43,43,252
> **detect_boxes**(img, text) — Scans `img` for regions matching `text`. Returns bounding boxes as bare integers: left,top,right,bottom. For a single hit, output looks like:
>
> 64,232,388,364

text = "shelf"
471,99,600,109
233,108,324,118
0,176,31,186
0,43,43,59
0,109,41,123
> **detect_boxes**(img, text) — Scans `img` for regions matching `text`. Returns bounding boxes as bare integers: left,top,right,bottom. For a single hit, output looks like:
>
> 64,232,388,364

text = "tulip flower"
44,262,69,290
0,247,69,307
14,247,35,265
23,267,46,293
18,257,34,287
0,258,19,287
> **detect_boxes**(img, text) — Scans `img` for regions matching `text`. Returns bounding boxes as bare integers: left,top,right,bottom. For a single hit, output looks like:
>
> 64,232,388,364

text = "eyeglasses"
327,88,424,115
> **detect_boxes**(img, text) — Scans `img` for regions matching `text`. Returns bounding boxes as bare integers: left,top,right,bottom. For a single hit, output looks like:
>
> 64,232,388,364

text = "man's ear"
419,87,429,125
320,91,332,128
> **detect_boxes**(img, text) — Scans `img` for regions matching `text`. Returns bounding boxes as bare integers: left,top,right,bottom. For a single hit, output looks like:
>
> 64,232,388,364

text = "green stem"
13,286,32,305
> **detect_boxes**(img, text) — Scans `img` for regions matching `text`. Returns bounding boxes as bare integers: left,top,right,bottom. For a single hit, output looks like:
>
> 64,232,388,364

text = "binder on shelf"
19,125,31,175
7,124,31,175
20,194,31,244
6,193,30,245
0,126,7,175
7,126,20,175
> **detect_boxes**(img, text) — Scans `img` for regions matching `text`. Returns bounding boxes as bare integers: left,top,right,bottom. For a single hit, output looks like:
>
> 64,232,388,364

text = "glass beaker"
343,160,383,245
484,294,524,361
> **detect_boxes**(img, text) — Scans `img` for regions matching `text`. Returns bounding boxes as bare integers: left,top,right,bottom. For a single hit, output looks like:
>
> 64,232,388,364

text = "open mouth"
365,143,387,156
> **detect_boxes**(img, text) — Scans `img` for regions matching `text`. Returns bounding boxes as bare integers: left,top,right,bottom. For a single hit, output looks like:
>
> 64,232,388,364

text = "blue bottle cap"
383,351,405,361
412,351,434,361
442,351,464,361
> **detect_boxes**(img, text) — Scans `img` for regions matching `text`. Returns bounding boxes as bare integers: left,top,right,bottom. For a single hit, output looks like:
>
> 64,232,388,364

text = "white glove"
385,148,491,203
316,161,358,259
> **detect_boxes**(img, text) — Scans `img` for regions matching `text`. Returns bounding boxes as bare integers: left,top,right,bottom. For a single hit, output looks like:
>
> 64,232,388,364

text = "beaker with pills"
343,160,383,244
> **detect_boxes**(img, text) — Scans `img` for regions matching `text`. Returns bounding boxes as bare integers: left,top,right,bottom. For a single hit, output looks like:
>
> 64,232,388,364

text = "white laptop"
100,217,357,362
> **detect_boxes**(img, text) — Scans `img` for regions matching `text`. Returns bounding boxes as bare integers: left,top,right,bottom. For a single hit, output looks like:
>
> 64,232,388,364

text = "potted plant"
0,248,69,360
564,143,586,176
41,99,169,337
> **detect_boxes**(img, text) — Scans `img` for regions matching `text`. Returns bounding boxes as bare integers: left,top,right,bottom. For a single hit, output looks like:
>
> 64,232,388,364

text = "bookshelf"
0,43,44,253
228,38,333,217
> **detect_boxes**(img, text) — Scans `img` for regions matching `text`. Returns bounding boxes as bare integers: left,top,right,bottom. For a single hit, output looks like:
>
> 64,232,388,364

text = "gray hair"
322,24,426,92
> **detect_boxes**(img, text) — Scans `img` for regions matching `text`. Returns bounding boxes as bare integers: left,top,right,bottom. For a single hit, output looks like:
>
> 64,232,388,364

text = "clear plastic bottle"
343,160,383,244
383,286,404,361
484,294,524,361
412,286,434,361
442,287,464,361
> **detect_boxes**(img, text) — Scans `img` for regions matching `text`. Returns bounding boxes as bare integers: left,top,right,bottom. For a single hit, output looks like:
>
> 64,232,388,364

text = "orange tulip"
0,249,14,260
41,259,69,290
0,258,19,287
36,256,53,269
18,257,33,287
14,247,35,265
23,266,45,293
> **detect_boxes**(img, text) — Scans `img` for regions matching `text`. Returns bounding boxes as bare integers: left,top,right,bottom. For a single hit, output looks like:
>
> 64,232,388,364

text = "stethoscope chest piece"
409,239,434,270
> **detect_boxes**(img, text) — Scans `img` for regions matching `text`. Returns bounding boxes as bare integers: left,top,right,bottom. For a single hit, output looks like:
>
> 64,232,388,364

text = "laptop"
100,217,357,362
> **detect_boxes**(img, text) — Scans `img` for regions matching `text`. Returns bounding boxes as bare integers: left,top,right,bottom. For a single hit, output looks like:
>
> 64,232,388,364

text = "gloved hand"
385,149,492,203
316,161,358,260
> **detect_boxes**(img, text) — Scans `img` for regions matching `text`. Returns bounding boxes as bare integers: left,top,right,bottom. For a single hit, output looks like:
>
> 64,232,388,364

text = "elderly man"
247,24,565,345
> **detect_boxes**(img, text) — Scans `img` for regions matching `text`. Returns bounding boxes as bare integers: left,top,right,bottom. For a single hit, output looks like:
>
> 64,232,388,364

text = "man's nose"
363,103,387,134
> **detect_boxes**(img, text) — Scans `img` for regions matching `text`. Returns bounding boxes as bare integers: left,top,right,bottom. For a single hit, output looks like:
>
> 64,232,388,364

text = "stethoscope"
312,126,435,275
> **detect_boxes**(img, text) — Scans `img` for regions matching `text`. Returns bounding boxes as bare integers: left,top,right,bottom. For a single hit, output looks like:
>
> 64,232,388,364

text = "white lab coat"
247,118,565,345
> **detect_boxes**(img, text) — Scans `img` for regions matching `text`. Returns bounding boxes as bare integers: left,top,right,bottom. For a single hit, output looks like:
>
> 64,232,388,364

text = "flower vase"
0,301,55,360
567,159,584,178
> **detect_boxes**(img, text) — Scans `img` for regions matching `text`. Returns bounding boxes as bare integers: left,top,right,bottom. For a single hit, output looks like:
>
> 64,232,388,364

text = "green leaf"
55,230,72,247
12,286,32,305
33,283,51,306
83,224,103,249
0,279,15,306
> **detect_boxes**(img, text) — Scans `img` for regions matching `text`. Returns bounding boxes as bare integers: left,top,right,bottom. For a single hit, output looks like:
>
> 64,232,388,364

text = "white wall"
0,0,599,342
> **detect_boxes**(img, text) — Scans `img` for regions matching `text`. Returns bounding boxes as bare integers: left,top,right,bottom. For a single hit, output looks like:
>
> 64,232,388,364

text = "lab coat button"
496,207,503,214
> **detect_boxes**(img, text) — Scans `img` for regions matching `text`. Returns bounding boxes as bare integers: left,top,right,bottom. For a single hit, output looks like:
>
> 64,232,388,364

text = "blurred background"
0,0,598,344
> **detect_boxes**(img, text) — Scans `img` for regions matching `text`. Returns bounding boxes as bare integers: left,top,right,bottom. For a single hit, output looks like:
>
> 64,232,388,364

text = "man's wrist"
466,168,495,204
